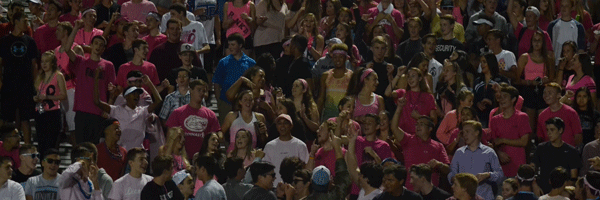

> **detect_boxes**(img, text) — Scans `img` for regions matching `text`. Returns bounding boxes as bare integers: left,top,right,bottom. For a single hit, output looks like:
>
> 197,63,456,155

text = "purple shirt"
448,143,504,200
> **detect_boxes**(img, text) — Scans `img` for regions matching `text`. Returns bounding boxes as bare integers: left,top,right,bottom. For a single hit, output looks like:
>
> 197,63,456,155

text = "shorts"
520,85,547,110
61,88,76,131
1,89,35,122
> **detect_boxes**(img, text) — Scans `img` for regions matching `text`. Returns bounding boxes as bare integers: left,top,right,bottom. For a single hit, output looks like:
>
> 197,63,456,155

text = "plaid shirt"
159,90,191,120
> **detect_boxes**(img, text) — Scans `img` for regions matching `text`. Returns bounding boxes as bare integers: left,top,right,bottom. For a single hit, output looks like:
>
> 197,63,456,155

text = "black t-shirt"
93,3,120,27
373,189,423,200
102,43,133,73
242,185,277,200
149,41,203,80
435,38,465,62
0,34,39,94
532,142,582,193
167,67,209,89
279,57,312,98
422,186,451,200
140,180,184,200
578,110,600,145
11,168,41,183
397,39,423,64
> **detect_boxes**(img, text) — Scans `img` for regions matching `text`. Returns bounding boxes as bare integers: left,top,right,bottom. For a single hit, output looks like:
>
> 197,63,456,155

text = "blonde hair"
230,129,253,160
36,51,59,87
164,127,189,167
302,13,319,37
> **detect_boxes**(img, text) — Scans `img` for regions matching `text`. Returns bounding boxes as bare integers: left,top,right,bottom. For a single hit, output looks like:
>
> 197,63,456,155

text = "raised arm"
65,20,84,63
345,125,359,184
144,75,163,112
391,98,407,144
506,0,519,30
225,77,253,103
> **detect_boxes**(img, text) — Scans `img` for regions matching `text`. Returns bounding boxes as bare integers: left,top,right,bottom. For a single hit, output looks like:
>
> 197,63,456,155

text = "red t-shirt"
399,133,450,190
116,61,160,90
165,105,221,158
537,104,582,146
68,55,116,115
34,24,61,53
395,89,437,135
0,141,20,169
489,109,531,177
314,147,347,177
142,34,167,61
96,142,127,180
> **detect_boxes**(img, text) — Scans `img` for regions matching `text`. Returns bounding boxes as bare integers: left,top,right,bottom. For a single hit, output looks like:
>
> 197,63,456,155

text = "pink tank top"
228,112,258,152
37,73,61,111
353,93,380,118
524,54,545,80
226,1,252,38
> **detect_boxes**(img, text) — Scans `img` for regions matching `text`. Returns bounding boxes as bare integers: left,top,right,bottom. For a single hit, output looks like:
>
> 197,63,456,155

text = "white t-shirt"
0,179,26,200
550,19,581,64
263,137,309,187
24,174,61,200
159,11,196,33
193,0,217,45
182,21,209,64
538,194,569,200
495,50,517,71
108,174,153,200
358,188,382,200
428,58,443,90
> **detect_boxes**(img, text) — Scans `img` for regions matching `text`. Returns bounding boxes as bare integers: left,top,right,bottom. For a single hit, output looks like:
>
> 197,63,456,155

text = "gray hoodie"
97,168,113,200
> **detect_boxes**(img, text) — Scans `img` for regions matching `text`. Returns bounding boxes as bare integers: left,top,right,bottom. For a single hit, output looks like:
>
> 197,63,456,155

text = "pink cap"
275,114,293,125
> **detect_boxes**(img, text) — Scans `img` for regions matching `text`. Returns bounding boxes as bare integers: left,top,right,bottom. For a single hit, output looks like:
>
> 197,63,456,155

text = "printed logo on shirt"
125,187,142,196
159,191,174,200
498,58,506,71
378,19,392,27
86,67,105,79
182,29,197,45
435,45,456,53
33,186,59,200
184,115,208,134
195,5,217,21
11,41,27,57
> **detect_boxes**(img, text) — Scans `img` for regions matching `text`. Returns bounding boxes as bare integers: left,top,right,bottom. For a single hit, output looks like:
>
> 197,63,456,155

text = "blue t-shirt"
212,53,256,104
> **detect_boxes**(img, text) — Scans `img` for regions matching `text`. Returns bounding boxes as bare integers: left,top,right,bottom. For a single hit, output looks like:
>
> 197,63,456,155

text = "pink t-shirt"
34,24,60,53
565,75,596,95
68,55,116,116
536,104,583,146
437,110,459,145
142,34,167,61
514,23,553,56
489,109,531,177
165,105,221,158
109,105,151,150
120,0,157,23
55,44,79,89
353,94,381,118
314,147,347,177
399,133,450,190
368,6,404,44
74,28,104,46
58,13,81,25
350,136,392,195
488,95,525,125
115,61,160,91
395,89,436,135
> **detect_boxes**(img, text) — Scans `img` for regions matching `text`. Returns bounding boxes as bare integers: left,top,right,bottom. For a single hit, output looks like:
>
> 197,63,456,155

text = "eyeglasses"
21,153,40,159
44,158,61,165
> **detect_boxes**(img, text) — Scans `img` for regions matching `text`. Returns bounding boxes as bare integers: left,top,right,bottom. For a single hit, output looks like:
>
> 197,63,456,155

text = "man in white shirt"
263,114,309,187
108,148,152,200
24,149,62,200
170,3,210,64
486,29,517,81
547,0,586,63
0,156,25,200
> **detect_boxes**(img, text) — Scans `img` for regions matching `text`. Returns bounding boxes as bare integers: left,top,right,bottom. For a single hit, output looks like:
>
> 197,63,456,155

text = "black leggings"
35,110,61,155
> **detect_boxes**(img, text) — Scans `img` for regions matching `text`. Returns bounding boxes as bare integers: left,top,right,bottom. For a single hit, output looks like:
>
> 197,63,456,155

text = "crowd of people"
2,0,600,199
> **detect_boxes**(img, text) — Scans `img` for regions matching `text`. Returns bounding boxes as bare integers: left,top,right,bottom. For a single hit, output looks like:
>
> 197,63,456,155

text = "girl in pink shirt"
391,68,437,134
565,53,596,105
436,90,474,146
159,127,190,175
347,68,385,122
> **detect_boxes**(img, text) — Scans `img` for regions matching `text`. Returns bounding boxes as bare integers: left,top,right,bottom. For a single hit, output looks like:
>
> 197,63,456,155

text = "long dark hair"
346,67,373,96
336,22,357,62
574,87,596,115
482,52,500,78
255,54,275,87
528,30,552,76
577,53,595,79
199,132,225,160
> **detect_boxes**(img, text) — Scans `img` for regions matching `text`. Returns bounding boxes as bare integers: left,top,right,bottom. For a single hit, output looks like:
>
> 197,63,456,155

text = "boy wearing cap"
109,147,153,200
64,18,116,144
33,0,62,53
194,156,227,200
28,0,44,30
171,3,210,64
507,0,553,56
0,156,25,199
167,44,209,88
143,12,167,61
173,170,195,200
263,114,309,187
93,66,163,150
75,8,104,48
24,148,62,200
466,15,494,66
11,145,41,184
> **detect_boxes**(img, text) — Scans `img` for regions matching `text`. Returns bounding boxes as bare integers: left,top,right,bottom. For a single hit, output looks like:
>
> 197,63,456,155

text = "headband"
127,77,142,82
82,8,96,17
515,174,535,182
360,68,374,83
332,50,347,56
147,12,161,22
298,79,308,92
585,175,600,197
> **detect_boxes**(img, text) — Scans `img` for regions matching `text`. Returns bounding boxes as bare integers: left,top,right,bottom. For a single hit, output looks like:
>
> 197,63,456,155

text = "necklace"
75,178,92,199
106,144,123,160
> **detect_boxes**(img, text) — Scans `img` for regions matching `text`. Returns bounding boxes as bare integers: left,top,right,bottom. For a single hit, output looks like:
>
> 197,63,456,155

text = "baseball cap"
326,37,343,45
311,166,331,192
526,6,540,17
179,43,196,54
173,170,191,185
123,86,143,96
147,11,161,23
275,114,293,126
28,0,41,5
473,18,494,27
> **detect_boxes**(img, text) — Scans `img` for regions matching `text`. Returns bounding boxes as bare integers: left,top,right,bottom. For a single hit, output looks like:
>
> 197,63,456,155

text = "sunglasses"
44,158,61,165
21,153,40,159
